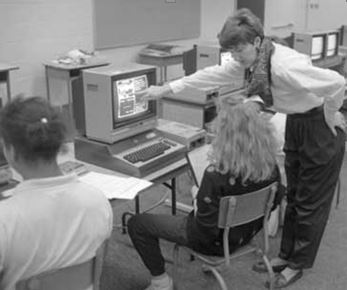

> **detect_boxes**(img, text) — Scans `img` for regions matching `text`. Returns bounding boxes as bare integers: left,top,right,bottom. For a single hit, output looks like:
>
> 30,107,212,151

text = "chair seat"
185,242,259,267
16,260,94,290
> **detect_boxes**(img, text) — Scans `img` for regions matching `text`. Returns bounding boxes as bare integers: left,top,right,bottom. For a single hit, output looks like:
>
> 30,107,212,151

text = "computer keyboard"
123,140,172,163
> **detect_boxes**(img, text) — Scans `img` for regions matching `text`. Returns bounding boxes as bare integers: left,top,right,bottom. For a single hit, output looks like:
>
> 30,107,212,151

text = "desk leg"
171,178,176,215
135,195,140,213
68,76,80,128
159,66,164,85
45,66,51,103
163,66,168,83
5,71,11,102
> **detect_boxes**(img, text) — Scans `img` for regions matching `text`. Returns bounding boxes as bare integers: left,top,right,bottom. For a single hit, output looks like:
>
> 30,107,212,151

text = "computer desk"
137,52,183,84
0,63,19,102
0,142,192,233
58,143,191,233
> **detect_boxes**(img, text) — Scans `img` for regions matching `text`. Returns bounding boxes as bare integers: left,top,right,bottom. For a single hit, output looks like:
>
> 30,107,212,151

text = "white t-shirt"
0,174,113,290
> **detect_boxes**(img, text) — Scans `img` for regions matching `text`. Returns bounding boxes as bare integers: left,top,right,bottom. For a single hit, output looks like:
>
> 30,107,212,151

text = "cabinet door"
236,0,306,39
306,0,347,31
236,0,265,24
264,0,306,38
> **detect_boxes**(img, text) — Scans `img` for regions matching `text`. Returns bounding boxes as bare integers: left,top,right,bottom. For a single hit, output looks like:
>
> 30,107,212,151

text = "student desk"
0,63,19,102
137,52,183,84
43,60,109,130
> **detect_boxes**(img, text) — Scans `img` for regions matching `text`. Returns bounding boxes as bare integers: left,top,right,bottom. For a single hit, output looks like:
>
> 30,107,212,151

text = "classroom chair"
172,182,278,290
16,240,108,290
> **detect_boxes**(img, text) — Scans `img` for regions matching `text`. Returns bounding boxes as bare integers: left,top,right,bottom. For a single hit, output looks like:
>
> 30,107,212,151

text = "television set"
82,63,157,144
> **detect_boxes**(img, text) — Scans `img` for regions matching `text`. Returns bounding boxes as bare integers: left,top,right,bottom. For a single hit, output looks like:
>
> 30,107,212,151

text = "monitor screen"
220,51,233,66
326,33,338,57
112,72,156,130
114,75,148,120
311,35,324,60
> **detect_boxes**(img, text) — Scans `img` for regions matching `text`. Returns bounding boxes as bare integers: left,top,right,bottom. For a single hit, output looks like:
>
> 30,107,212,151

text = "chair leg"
335,177,341,209
203,265,228,290
262,254,274,290
173,244,180,290
121,212,134,234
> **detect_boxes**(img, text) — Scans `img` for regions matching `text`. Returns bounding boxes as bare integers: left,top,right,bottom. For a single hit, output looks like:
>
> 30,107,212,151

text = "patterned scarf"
245,37,275,107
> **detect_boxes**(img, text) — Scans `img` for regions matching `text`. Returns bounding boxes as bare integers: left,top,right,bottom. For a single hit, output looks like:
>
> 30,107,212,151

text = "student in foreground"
128,97,283,290
139,8,346,288
0,96,113,290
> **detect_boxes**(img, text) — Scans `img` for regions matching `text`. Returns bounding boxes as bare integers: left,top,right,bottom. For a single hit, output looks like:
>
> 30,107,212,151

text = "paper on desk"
79,171,152,200
2,188,14,197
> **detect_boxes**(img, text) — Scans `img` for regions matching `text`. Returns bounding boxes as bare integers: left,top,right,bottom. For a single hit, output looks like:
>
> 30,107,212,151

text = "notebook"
187,144,211,187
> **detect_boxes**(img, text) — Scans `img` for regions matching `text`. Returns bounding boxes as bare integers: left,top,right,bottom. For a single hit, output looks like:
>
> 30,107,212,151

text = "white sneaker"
144,275,173,290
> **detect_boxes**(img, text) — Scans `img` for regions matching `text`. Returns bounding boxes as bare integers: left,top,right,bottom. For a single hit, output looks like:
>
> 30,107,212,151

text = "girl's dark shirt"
186,165,282,256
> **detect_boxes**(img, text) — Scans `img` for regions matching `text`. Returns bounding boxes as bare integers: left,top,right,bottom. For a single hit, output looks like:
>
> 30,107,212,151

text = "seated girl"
0,96,113,290
127,96,283,290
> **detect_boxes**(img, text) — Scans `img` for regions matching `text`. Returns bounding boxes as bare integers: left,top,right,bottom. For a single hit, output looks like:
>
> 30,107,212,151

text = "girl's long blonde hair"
209,96,278,183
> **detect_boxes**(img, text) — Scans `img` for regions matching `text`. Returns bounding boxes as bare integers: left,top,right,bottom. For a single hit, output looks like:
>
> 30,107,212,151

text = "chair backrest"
218,182,278,229
217,182,278,265
16,240,107,290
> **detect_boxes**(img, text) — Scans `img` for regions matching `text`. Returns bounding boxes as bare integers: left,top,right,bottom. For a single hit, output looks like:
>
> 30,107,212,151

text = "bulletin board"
93,0,201,50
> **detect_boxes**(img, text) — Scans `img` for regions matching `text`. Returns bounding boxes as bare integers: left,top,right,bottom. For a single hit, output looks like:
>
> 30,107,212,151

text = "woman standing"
138,8,346,288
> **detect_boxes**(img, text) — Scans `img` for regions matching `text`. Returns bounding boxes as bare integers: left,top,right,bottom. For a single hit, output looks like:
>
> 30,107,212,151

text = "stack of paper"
79,171,152,200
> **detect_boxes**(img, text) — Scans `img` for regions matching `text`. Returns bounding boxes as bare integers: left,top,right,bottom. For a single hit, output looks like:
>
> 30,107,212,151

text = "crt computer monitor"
326,31,339,57
219,50,233,66
293,31,325,61
293,30,340,62
82,63,157,144
183,42,233,76
182,42,244,95
311,34,325,60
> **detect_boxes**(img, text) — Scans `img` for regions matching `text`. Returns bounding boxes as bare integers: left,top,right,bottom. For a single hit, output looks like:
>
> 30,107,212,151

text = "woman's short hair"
218,8,264,49
209,96,278,183
0,96,67,162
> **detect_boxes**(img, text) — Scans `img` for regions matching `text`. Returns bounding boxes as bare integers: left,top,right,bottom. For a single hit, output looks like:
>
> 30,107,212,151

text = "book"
187,144,211,187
